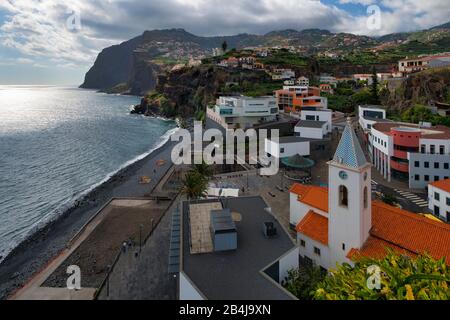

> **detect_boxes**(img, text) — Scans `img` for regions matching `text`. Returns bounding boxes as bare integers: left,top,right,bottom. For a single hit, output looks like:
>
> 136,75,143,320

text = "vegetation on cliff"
383,68,450,112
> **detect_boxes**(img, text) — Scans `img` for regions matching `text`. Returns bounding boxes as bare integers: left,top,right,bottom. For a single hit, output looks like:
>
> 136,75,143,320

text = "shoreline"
0,129,179,299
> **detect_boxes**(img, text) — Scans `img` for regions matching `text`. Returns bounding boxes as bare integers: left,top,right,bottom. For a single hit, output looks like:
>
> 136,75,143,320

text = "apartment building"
274,86,327,114
206,96,279,129
368,122,450,188
297,76,309,87
428,179,450,222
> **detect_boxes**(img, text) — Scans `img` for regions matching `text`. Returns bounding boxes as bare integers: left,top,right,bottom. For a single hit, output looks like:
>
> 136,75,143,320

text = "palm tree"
192,161,213,179
180,171,208,199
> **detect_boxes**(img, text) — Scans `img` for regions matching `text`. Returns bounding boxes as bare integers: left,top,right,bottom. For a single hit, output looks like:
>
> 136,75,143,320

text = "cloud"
0,0,449,70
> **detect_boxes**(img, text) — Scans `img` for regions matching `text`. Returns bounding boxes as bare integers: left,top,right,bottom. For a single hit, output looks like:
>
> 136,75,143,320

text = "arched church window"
364,186,368,209
339,185,348,207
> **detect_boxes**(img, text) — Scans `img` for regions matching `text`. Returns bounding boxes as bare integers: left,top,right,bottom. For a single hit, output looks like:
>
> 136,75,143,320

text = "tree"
192,161,213,179
222,41,228,53
370,66,380,105
314,252,450,300
282,265,326,300
180,171,208,199
381,193,397,206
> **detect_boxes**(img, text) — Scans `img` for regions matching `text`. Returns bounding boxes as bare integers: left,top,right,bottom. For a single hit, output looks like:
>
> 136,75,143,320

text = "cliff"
131,65,274,118
383,68,450,111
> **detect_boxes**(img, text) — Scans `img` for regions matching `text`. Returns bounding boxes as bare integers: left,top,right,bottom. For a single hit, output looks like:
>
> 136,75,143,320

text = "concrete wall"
295,126,325,140
265,139,310,158
289,192,328,226
408,153,450,189
278,247,300,283
179,272,204,300
297,234,330,269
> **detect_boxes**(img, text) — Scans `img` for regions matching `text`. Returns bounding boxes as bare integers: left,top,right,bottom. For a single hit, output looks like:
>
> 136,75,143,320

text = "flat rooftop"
360,104,386,110
372,122,450,139
295,120,327,128
363,116,392,122
181,197,295,300
279,136,314,143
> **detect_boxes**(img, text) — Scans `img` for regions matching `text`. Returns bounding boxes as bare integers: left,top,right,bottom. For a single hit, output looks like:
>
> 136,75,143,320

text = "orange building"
274,86,327,113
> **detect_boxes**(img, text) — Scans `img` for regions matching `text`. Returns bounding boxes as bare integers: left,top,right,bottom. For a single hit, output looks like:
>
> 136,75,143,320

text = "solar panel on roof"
168,208,181,274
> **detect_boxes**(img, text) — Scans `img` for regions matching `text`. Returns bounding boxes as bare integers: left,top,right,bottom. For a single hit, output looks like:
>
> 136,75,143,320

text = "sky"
0,0,449,85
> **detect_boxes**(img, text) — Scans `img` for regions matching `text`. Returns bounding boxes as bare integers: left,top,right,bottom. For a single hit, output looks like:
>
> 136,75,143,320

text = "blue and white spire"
333,118,368,168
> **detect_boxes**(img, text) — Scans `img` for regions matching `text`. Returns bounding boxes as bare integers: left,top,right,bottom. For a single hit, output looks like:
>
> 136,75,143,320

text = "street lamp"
139,224,144,253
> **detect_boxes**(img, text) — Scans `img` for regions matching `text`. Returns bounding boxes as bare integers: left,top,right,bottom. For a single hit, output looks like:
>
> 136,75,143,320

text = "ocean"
0,86,177,262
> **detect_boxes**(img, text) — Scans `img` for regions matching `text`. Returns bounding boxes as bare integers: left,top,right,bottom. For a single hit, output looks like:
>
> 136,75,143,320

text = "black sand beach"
0,138,178,299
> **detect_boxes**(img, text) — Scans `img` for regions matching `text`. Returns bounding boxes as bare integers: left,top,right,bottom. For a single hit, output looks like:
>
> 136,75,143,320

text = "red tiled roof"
293,185,450,264
370,201,450,264
296,210,328,245
290,183,329,213
430,179,450,193
346,236,415,261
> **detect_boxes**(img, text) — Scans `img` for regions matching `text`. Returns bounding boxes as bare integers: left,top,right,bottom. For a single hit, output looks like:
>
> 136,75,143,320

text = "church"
289,120,450,270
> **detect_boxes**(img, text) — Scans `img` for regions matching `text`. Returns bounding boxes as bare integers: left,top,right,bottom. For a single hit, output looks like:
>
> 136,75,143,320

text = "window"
434,206,440,216
339,185,348,207
342,243,346,251
444,163,449,170
314,247,321,256
424,162,429,168
435,192,440,201
414,161,420,168
421,145,426,153
363,186,368,209
300,239,306,247
415,175,420,181
430,145,435,154
446,198,450,206
440,145,445,155
425,175,430,181
434,162,440,169
280,147,285,153
435,176,440,182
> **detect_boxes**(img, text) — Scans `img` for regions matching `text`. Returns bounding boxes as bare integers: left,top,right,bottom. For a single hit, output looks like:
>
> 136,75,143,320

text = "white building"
265,136,311,159
297,76,309,87
428,179,450,222
353,74,373,85
294,120,329,139
319,74,337,87
207,96,279,129
300,108,332,134
290,120,450,270
358,105,388,132
283,79,295,86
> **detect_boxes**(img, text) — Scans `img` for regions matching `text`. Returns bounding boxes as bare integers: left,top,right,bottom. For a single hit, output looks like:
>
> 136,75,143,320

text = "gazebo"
280,154,315,181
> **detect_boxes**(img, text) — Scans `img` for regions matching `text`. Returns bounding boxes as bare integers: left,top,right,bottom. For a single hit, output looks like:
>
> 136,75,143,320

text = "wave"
0,125,180,264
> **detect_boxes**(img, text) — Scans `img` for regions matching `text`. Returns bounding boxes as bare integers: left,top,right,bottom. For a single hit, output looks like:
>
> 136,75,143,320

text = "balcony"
393,149,408,159
390,159,409,173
